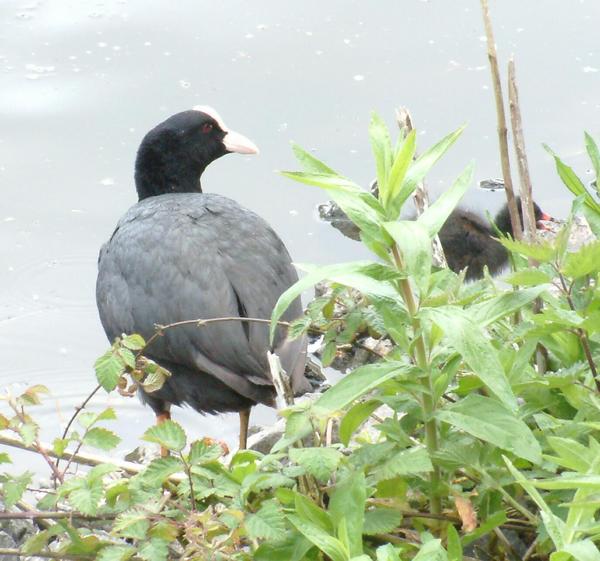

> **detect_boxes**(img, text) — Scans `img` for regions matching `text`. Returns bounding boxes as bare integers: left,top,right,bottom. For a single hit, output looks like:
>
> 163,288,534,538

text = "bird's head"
134,106,259,200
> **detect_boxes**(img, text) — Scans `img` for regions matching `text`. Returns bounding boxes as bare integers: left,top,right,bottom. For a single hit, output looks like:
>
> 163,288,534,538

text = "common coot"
96,107,309,450
439,198,553,280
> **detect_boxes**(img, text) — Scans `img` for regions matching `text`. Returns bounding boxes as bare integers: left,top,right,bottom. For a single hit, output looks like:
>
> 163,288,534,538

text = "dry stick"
480,0,522,240
396,106,448,268
507,57,548,376
0,433,185,483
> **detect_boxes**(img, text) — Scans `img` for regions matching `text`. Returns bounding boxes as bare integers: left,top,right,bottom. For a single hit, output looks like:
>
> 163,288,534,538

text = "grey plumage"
95,108,308,433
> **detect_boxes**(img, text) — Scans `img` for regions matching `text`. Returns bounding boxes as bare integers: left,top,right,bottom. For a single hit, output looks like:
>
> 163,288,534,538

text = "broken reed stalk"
479,0,522,240
395,106,448,268
507,57,548,375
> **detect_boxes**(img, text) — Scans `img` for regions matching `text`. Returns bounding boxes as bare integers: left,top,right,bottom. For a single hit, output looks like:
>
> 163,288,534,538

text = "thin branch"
0,510,116,521
0,549,91,560
0,433,184,482
480,0,521,240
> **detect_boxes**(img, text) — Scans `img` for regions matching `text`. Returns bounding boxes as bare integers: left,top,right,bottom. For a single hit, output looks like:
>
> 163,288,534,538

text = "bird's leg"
239,408,251,450
156,405,171,457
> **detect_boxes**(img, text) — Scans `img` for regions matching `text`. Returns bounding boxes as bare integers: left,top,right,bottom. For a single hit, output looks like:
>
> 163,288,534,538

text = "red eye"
201,123,213,134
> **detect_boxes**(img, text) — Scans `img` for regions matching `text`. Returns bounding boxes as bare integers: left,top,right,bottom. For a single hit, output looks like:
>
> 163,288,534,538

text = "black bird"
439,198,553,280
96,107,309,450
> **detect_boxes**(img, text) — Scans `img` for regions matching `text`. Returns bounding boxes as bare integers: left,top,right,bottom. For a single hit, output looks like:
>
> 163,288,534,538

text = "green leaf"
246,501,287,541
426,308,517,410
470,285,547,327
329,472,366,557
562,540,600,561
562,241,600,278
585,132,600,184
95,349,125,391
501,237,556,262
504,269,553,286
321,341,337,367
254,531,314,561
143,420,186,452
189,440,223,465
461,511,507,546
0,452,11,465
2,472,32,508
139,538,169,561
437,395,541,464
340,400,381,446
417,162,474,236
292,142,338,175
393,125,466,213
376,544,401,561
18,422,37,447
369,112,393,199
141,456,182,486
270,261,401,342
384,220,431,293
413,539,448,561
121,333,145,350
372,446,433,479
363,507,403,535
83,427,121,451
289,447,343,482
114,510,150,539
66,478,104,515
447,524,462,561
287,514,349,561
294,492,334,533
384,129,417,214
96,545,135,561
21,530,49,554
314,362,414,415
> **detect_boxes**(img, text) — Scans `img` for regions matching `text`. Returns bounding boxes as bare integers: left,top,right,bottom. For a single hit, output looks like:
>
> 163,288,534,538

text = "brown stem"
480,0,521,240
0,510,116,521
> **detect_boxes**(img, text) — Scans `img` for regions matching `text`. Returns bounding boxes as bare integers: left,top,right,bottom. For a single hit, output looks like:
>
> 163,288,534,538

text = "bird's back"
96,192,308,408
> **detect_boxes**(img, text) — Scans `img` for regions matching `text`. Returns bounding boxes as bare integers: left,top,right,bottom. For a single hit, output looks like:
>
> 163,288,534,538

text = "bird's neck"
134,139,206,201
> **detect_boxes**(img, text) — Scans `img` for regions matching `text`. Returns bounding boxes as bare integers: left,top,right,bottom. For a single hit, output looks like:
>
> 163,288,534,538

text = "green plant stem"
391,245,441,516
557,271,600,391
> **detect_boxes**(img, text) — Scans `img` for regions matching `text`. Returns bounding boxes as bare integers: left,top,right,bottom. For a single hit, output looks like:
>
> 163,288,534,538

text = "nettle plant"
1,121,600,561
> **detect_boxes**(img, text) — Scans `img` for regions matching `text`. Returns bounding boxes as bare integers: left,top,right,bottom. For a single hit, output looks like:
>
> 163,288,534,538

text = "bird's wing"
96,193,306,401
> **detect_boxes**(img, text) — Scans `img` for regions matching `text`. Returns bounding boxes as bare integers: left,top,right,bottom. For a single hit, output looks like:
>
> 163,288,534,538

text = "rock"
0,530,18,561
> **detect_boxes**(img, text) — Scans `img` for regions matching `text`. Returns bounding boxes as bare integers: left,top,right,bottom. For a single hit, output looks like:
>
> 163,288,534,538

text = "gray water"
1,0,599,467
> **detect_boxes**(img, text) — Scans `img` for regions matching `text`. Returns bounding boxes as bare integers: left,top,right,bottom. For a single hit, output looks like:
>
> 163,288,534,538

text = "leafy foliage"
2,122,600,561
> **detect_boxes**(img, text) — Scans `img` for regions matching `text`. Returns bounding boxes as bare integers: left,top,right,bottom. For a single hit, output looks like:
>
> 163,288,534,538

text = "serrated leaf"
189,440,223,465
246,501,287,541
373,446,433,480
21,530,49,554
96,545,135,561
562,241,600,278
95,350,125,391
143,420,186,452
363,507,403,535
254,530,314,561
66,478,103,515
376,543,401,561
53,438,69,456
289,447,343,482
121,333,145,350
438,395,541,464
321,341,337,367
83,427,121,451
501,237,556,262
329,471,366,557
114,510,150,539
294,492,333,532
18,422,38,447
504,269,553,286
141,456,183,486
2,472,32,508
139,538,169,561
